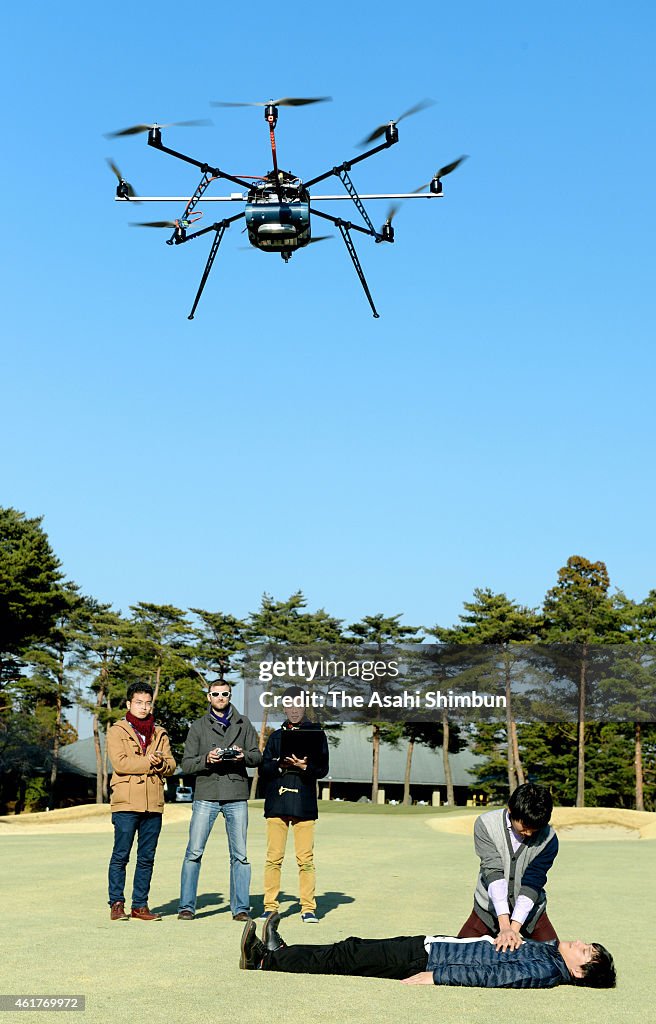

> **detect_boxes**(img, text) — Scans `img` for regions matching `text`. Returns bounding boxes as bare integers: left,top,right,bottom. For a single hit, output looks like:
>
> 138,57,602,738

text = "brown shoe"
177,910,195,920
110,901,129,921
232,912,250,922
131,906,162,921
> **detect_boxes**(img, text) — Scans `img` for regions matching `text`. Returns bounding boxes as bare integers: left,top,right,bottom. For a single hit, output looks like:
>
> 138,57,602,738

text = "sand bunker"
427,806,656,840
0,802,192,835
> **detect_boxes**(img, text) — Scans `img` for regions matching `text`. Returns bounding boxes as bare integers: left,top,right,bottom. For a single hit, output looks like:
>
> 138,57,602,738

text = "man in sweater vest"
457,783,559,948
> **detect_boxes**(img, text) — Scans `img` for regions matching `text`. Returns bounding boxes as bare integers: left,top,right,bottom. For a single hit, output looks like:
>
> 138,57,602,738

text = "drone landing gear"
188,224,227,320
313,209,381,318
336,223,379,318
162,210,245,320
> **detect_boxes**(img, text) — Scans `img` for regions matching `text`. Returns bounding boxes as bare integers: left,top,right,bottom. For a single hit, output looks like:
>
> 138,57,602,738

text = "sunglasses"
209,691,231,698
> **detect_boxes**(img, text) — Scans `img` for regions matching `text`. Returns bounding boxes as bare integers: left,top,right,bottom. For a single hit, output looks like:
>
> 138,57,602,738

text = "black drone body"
107,98,466,319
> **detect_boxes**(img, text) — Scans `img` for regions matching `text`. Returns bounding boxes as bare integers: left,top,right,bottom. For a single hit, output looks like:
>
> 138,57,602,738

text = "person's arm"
474,816,522,950
519,834,559,902
400,972,434,985
473,816,505,885
260,732,281,780
180,722,210,775
240,721,263,769
151,732,176,777
304,730,329,782
107,726,152,775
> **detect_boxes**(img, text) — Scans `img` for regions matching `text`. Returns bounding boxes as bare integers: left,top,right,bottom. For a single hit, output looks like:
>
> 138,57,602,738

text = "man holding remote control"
177,681,262,922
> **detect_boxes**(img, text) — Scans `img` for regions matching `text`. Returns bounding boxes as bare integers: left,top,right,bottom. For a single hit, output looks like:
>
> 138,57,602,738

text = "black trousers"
264,935,428,979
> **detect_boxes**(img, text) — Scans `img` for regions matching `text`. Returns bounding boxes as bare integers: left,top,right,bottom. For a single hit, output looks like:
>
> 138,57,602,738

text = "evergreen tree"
543,556,622,806
346,613,421,802
77,603,134,802
431,588,541,792
24,583,87,807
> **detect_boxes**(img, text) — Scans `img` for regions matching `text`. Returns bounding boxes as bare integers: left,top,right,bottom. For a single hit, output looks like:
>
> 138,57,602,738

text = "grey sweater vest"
473,809,555,934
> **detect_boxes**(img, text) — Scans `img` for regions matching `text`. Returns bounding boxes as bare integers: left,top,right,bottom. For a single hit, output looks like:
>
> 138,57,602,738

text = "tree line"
1,506,654,813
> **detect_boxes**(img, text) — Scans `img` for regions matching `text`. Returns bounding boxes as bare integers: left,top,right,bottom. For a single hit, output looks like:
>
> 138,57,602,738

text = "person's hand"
148,751,163,767
494,928,523,951
400,972,434,985
206,748,223,764
285,755,308,771
231,745,245,760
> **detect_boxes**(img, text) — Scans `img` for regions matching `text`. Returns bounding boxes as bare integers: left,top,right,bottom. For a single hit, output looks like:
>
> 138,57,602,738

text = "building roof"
58,736,110,778
58,725,480,787
323,725,480,786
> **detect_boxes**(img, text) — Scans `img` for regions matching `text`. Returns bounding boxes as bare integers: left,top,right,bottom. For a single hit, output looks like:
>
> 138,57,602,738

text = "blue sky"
2,2,655,634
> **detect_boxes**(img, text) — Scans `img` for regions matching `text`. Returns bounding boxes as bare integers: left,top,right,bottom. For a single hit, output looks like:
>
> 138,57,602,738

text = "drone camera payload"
106,97,466,319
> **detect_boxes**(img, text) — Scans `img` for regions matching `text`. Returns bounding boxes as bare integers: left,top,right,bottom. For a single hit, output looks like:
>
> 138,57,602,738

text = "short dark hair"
206,680,231,691
127,682,154,703
574,943,616,989
507,783,553,829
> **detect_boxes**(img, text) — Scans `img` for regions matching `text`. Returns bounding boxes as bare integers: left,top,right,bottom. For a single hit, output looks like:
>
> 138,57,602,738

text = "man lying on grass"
240,914,616,989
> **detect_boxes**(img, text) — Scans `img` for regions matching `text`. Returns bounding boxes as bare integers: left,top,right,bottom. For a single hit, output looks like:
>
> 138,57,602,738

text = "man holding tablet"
260,686,329,923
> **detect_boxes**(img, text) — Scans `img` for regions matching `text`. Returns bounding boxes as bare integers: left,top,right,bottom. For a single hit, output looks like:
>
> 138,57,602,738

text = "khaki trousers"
264,816,316,913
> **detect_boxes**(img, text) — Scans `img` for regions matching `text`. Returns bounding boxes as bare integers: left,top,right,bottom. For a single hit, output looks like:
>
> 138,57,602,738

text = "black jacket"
261,720,329,820
181,706,262,801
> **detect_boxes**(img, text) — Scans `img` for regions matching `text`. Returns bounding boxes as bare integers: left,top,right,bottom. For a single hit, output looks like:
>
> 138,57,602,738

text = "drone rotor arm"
147,132,254,191
303,137,393,191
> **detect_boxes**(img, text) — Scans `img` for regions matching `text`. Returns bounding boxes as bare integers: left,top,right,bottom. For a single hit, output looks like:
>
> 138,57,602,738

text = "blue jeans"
108,811,162,908
179,799,251,915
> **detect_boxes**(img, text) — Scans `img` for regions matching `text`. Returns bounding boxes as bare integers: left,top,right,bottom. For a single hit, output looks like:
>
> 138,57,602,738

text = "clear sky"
2,2,655,634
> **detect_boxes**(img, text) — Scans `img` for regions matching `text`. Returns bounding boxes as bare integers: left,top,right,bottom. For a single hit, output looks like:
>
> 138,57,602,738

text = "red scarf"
126,711,155,752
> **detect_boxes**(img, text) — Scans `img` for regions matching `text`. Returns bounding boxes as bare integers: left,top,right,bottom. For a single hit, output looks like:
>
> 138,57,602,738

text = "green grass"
1,808,654,1024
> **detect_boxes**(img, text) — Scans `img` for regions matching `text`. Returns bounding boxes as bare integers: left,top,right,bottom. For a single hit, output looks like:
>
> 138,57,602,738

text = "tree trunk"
442,711,454,805
250,708,270,799
93,682,106,804
49,686,63,809
635,722,644,812
153,664,161,705
509,719,525,785
504,656,518,791
403,738,415,805
102,692,111,802
576,646,587,808
371,724,380,803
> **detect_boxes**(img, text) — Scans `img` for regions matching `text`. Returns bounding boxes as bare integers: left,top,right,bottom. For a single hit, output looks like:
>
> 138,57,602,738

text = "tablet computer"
280,728,325,761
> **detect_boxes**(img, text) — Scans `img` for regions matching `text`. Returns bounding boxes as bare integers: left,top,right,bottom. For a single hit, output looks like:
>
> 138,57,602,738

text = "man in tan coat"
106,682,176,921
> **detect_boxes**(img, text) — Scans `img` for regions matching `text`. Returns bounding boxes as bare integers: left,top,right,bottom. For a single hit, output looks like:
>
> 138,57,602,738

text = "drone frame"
114,106,449,320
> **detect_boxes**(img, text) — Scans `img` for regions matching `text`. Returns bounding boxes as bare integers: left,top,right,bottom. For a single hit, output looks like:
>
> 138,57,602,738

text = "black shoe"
261,911,286,952
239,919,267,970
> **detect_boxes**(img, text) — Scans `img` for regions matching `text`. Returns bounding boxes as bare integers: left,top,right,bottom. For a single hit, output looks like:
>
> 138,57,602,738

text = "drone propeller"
384,203,400,225
211,96,331,108
413,155,468,192
106,158,138,198
104,119,212,139
359,98,434,147
129,220,178,228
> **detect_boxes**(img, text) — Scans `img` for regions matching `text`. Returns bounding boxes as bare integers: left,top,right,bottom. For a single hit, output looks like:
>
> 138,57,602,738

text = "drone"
107,97,466,320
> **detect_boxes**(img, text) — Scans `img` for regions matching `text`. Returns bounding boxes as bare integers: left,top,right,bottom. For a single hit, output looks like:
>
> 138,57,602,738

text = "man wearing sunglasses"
178,682,262,922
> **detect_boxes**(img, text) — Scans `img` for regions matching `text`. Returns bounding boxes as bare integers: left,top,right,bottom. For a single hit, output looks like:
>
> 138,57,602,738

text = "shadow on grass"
257,890,355,921
152,892,227,918
153,889,356,920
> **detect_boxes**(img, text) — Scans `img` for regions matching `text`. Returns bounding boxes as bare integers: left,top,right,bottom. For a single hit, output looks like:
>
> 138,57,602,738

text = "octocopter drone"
106,97,466,319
